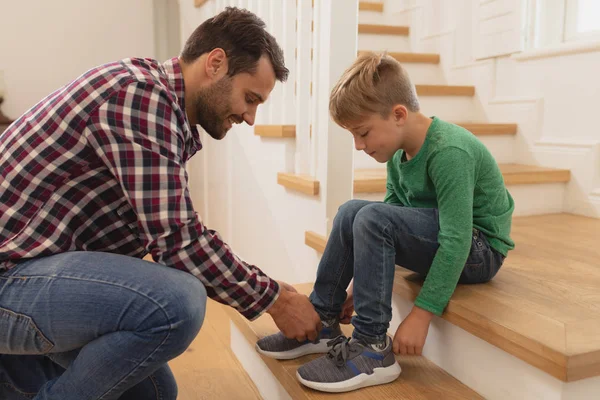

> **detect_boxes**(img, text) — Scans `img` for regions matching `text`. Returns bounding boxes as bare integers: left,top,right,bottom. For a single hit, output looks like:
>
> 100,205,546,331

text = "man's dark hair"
181,7,289,82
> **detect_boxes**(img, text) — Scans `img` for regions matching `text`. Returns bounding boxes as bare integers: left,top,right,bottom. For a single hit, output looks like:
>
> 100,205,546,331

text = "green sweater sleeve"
384,159,403,205
414,147,475,316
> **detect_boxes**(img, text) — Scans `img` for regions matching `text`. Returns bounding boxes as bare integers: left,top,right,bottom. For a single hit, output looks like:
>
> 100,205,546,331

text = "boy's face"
347,111,404,163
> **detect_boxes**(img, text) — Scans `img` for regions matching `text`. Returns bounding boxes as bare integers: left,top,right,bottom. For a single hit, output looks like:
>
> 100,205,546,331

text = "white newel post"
294,0,313,174
315,0,358,234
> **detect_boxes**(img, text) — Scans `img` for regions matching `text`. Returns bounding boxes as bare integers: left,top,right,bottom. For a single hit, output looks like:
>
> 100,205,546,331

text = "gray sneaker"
255,320,343,360
296,335,401,393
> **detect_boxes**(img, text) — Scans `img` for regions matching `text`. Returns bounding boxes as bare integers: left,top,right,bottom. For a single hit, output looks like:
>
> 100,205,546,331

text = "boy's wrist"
411,305,435,322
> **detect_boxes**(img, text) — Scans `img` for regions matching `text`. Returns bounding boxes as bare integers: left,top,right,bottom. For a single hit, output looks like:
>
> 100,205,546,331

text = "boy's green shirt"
384,117,515,316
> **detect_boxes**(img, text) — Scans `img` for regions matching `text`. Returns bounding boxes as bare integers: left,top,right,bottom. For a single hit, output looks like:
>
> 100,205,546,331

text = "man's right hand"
267,283,322,342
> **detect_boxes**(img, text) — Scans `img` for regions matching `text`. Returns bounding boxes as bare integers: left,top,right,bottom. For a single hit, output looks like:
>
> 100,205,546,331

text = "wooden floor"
394,213,600,382
169,300,262,400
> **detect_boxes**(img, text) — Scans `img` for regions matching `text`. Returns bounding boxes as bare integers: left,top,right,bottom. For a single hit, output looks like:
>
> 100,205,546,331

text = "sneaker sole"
255,340,331,360
296,362,402,393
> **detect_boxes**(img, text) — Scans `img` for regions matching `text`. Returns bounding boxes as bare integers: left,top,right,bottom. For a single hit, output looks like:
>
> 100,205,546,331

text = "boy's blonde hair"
329,51,420,128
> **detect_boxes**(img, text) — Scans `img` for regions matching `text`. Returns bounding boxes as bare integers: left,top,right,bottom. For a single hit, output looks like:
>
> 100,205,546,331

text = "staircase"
238,1,599,399
190,0,600,399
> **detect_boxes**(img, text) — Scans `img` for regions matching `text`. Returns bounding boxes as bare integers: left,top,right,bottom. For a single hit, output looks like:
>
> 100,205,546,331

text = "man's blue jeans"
309,200,505,343
0,251,207,399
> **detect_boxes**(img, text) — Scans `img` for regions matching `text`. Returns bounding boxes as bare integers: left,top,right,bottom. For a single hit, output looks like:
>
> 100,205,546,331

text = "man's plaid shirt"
0,57,279,320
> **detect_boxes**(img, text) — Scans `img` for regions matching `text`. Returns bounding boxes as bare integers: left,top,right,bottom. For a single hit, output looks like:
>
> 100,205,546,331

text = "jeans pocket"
0,307,54,354
459,231,489,284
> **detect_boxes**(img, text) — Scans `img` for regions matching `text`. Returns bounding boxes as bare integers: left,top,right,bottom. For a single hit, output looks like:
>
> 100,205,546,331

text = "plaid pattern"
0,57,279,320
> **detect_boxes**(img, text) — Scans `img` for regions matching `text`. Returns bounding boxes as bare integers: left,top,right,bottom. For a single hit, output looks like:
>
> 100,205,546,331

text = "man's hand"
392,306,434,356
267,283,322,342
339,281,354,324
276,280,298,293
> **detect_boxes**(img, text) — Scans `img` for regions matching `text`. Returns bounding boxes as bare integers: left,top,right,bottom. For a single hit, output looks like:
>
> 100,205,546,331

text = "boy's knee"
336,199,369,222
353,204,387,233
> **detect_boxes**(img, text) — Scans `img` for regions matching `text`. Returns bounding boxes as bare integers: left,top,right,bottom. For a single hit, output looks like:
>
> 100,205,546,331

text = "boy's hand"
392,306,434,356
339,281,354,324
339,292,354,324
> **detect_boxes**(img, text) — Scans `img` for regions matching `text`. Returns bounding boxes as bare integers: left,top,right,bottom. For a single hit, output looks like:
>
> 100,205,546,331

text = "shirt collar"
162,57,202,153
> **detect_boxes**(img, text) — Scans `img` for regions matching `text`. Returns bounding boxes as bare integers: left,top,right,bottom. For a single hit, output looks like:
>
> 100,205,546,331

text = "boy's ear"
392,104,408,124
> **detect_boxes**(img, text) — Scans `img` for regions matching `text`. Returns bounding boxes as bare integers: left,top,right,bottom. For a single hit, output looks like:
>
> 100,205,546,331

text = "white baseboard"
230,321,293,400
390,294,600,400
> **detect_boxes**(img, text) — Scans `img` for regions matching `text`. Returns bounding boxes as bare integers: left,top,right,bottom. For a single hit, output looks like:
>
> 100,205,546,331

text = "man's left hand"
392,306,434,356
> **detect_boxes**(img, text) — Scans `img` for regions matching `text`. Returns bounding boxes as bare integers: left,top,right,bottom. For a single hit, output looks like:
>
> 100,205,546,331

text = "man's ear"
205,48,229,80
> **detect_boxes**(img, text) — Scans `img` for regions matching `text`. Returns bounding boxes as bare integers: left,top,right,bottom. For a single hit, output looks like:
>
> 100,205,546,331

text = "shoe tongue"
370,341,387,351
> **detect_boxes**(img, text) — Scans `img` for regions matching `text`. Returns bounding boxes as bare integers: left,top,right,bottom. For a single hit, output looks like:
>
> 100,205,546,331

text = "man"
0,7,321,400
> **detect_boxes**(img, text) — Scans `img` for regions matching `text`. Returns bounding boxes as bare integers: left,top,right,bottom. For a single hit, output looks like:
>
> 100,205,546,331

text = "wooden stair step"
415,84,475,96
353,164,571,194
359,51,440,64
358,24,409,36
254,125,296,138
255,122,517,139
453,122,517,135
305,213,600,382
227,283,483,399
277,172,319,196
359,1,384,12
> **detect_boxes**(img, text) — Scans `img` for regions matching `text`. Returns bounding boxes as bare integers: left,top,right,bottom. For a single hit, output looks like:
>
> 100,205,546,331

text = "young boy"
256,52,514,393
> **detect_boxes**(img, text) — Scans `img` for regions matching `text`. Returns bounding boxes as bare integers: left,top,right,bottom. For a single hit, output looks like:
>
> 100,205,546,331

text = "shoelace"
326,336,357,367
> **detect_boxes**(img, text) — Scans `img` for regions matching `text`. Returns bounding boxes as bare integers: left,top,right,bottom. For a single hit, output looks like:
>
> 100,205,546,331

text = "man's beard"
193,77,234,140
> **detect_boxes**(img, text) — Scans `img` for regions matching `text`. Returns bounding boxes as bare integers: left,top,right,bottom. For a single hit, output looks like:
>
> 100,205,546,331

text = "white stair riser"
402,63,446,85
230,322,293,400
478,135,516,164
354,183,566,217
352,135,516,169
510,183,566,216
358,33,411,52
419,96,484,121
390,293,600,400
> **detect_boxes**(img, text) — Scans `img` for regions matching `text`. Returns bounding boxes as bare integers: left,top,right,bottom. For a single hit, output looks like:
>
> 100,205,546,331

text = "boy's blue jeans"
309,200,505,343
0,251,207,400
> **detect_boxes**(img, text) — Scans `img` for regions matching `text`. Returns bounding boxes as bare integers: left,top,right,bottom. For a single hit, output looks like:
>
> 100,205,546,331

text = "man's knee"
162,274,207,356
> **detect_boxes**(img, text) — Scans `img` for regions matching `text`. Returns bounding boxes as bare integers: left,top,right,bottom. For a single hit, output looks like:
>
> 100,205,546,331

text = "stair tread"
227,284,483,399
278,172,320,196
415,84,475,96
256,122,516,138
305,213,600,382
354,164,571,193
359,51,440,64
452,122,517,135
358,24,409,36
359,1,384,12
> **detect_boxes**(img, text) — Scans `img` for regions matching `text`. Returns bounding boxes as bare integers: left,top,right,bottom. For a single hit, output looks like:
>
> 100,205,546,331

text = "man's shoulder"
80,58,168,93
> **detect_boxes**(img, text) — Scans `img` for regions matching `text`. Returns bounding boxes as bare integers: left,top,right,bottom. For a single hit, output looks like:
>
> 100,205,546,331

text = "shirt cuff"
239,278,281,321
414,296,444,317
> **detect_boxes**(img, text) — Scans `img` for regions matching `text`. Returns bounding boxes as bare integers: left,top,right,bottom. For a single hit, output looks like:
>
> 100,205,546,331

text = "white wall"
0,0,156,118
405,0,600,217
